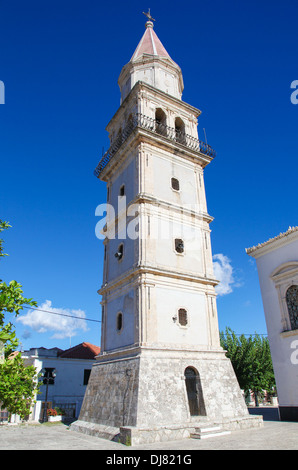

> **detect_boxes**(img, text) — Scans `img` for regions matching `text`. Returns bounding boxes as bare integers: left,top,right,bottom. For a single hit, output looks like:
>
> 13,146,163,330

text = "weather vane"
142,8,155,22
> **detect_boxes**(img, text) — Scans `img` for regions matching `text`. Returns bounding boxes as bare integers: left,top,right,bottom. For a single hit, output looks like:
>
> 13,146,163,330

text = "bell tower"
72,15,262,444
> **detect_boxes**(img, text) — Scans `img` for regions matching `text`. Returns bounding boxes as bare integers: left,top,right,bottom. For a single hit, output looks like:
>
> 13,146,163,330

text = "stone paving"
0,407,297,451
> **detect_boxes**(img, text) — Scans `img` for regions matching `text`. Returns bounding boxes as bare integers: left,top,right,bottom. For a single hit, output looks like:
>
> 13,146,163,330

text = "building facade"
72,18,262,444
246,226,298,421
23,342,100,421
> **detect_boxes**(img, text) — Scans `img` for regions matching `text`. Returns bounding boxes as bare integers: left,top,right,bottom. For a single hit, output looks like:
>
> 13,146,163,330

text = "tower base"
71,345,263,445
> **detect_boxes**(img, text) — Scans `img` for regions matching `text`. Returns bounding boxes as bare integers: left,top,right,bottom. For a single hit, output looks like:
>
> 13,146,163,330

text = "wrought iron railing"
94,113,216,177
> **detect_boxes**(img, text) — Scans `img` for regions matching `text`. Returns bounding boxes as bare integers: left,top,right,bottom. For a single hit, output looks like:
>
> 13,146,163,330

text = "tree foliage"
0,353,40,418
0,220,40,419
220,327,276,402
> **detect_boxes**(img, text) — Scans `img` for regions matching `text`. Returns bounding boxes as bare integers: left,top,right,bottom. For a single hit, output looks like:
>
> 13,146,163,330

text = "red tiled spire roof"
131,21,171,62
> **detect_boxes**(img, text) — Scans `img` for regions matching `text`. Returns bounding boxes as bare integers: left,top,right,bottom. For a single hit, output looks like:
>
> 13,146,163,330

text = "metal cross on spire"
142,8,155,22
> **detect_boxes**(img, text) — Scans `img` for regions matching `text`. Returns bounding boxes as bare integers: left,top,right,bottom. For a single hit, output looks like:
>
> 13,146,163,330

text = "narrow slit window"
116,312,123,331
119,185,125,197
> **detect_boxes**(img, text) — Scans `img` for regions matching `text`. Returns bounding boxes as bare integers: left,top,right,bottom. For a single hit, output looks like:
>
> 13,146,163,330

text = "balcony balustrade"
94,113,216,177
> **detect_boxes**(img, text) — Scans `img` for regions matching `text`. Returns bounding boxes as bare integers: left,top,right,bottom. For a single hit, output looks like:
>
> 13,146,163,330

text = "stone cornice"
98,264,218,296
95,343,225,363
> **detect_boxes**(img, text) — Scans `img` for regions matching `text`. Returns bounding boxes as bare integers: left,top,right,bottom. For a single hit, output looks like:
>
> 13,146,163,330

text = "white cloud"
213,253,236,296
17,300,88,340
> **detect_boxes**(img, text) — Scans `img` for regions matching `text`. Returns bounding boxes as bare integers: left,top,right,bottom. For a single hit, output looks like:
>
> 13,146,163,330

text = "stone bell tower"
72,15,262,444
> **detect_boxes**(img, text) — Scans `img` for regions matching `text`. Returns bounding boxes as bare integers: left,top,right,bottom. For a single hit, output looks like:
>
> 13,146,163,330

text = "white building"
246,226,298,421
23,342,100,421
72,16,262,445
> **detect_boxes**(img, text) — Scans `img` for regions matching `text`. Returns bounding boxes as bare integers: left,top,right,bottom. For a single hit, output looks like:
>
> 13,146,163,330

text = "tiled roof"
58,342,100,359
246,226,298,256
131,22,171,62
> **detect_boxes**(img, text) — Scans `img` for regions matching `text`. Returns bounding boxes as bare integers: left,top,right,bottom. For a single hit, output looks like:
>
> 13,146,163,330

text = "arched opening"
115,243,124,261
116,312,123,332
178,307,187,325
286,285,298,330
175,117,186,144
184,367,206,417
119,184,125,197
175,239,184,255
155,108,167,136
171,177,180,191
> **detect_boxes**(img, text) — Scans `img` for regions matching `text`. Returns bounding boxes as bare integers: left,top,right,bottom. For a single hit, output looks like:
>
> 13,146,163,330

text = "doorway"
184,367,206,417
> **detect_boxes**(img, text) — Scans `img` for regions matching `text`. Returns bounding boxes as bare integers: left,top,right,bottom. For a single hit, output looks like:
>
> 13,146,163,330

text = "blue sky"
0,0,297,351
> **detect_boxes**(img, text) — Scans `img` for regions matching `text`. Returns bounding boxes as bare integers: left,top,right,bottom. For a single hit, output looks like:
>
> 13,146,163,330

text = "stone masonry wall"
78,356,140,428
78,348,249,431
136,350,248,427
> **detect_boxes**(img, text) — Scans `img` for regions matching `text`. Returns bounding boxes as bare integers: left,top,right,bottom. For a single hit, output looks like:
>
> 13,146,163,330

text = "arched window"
116,312,123,332
171,177,180,191
286,285,298,330
155,108,167,136
175,117,186,144
115,243,124,261
178,308,187,326
175,239,184,254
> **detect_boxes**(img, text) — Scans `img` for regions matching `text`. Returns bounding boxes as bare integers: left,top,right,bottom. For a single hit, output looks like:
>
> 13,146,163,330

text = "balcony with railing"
94,113,216,177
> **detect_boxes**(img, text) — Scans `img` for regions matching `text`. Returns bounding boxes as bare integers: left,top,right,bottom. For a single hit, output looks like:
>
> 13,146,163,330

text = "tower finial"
142,8,155,24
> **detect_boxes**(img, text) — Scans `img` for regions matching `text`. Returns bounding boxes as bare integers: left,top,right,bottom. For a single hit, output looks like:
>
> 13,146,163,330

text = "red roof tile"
58,342,100,359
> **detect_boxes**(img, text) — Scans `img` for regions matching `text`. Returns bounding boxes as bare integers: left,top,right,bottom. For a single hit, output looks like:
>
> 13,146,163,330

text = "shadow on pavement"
248,406,280,421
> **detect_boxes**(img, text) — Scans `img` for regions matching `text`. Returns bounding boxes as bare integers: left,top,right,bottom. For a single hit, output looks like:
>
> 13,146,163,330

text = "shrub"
47,408,58,417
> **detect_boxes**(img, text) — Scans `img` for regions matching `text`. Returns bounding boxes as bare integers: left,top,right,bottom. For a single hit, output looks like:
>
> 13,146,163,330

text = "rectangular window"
178,308,188,326
171,177,180,191
175,238,184,254
83,369,91,385
43,368,55,385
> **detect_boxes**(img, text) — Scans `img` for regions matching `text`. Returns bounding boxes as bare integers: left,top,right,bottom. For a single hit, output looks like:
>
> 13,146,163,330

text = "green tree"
220,327,276,405
0,220,40,419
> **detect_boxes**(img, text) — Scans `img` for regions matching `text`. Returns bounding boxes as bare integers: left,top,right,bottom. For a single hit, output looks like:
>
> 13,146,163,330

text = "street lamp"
40,368,56,422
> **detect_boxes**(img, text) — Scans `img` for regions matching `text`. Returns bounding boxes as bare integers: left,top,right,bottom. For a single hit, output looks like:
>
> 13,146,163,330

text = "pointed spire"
131,17,171,62
118,12,184,102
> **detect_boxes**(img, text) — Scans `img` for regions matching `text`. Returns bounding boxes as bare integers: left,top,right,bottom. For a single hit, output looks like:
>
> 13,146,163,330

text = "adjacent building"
246,226,298,421
23,342,100,421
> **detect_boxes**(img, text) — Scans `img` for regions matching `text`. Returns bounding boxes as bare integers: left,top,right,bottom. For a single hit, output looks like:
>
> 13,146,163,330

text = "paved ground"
0,407,297,451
